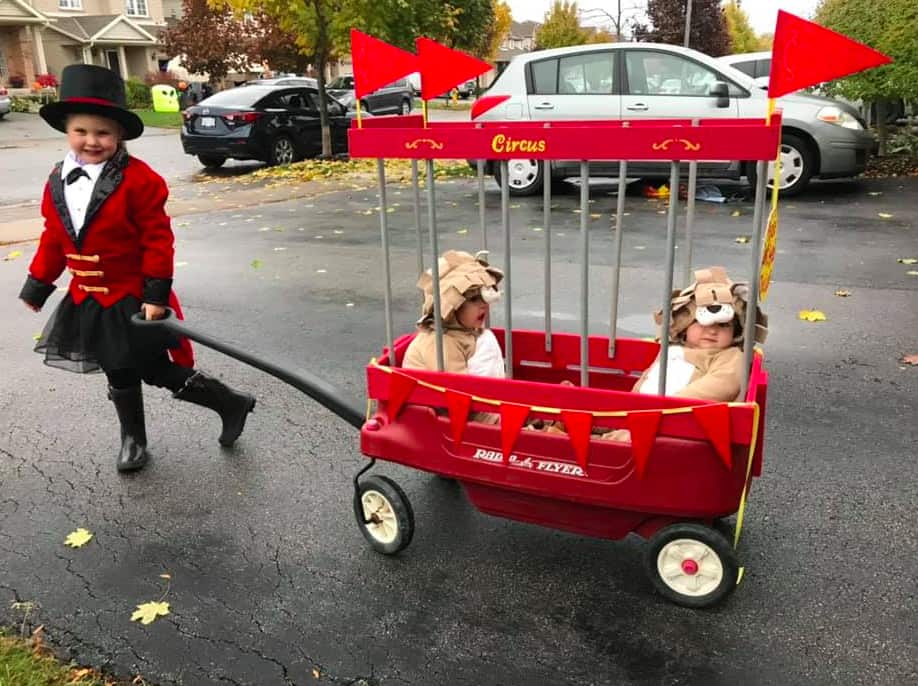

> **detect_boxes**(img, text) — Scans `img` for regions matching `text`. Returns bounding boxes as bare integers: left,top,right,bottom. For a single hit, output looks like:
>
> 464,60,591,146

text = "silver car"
0,86,11,119
472,43,875,196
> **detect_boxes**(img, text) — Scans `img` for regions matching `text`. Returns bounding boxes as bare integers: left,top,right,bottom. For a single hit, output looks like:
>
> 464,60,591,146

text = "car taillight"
223,111,261,125
470,95,510,120
0,87,8,96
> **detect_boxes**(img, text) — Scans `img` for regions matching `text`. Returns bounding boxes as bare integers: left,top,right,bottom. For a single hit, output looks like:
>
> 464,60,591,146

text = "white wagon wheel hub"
360,490,399,544
657,538,724,596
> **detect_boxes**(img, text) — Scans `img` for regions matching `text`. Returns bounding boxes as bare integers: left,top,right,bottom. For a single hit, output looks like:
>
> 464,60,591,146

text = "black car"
180,85,353,169
327,75,413,115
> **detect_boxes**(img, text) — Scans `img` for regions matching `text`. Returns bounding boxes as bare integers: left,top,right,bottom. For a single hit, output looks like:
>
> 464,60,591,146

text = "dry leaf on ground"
897,258,917,265
878,212,893,219
834,289,851,297
735,236,751,244
798,309,827,322
130,601,170,625
64,528,93,548
2,250,23,261
901,354,918,365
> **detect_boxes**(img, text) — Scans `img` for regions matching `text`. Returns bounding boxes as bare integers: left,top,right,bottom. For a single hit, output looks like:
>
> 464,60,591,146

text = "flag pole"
422,99,428,128
767,97,781,222
355,99,363,128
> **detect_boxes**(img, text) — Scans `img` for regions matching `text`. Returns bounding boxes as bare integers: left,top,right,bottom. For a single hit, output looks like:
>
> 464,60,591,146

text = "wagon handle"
131,310,366,430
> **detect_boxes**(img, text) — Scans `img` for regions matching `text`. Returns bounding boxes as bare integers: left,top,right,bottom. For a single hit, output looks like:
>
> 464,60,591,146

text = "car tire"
268,135,297,166
197,154,226,169
746,132,814,197
400,99,411,115
493,158,544,196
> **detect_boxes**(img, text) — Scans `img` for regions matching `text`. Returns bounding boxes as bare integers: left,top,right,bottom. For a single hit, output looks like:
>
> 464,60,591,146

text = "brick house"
0,0,170,86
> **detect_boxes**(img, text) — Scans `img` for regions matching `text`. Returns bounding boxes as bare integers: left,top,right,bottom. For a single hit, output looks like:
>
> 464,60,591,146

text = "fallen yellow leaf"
908,270,918,276
64,528,93,548
456,228,468,234
33,333,42,341
731,210,742,217
250,259,263,269
130,601,170,625
798,309,827,322
312,668,321,679
897,258,917,265
159,573,171,580
834,289,851,297
589,213,601,219
734,236,751,244
878,212,893,219
3,250,23,261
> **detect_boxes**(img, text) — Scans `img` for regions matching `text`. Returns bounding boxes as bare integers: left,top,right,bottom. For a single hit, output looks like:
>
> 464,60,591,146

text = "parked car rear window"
199,87,272,107
730,60,758,78
559,52,613,94
530,58,558,94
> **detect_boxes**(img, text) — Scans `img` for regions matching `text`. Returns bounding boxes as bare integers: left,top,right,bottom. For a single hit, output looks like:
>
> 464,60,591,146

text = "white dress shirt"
60,151,107,232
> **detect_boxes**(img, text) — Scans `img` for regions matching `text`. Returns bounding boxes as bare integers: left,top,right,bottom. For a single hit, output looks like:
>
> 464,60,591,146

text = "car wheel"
746,132,814,197
643,522,739,608
400,99,411,115
197,154,226,169
493,158,544,196
268,136,297,166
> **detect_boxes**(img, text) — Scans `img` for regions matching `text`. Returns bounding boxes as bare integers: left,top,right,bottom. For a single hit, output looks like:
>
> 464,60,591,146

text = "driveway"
1,172,916,685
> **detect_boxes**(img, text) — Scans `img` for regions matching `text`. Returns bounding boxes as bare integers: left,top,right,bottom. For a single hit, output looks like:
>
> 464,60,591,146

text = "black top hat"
39,64,144,140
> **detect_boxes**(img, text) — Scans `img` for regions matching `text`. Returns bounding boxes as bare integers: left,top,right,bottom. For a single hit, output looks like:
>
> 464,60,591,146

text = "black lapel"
79,148,129,246
49,162,79,246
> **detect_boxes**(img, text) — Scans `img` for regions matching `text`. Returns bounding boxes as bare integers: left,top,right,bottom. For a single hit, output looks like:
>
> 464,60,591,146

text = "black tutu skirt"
35,294,180,374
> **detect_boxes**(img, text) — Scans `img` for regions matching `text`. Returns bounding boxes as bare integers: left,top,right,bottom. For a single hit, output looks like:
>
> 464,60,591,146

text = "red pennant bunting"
351,29,420,99
560,410,593,469
626,410,662,479
386,372,417,423
768,11,892,99
499,403,530,461
416,37,492,101
692,403,733,470
444,389,472,447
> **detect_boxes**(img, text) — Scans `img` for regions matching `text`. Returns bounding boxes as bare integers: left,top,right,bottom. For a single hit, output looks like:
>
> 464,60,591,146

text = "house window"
59,0,83,9
125,0,148,16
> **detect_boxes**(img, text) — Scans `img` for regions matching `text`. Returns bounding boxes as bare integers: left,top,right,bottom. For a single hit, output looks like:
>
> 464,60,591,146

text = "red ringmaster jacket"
19,150,194,367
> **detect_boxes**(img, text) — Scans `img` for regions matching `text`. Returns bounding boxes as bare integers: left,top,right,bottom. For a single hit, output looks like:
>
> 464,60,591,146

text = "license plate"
199,116,216,128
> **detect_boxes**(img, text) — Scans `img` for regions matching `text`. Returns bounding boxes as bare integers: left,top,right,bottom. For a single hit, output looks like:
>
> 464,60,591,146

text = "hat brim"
39,101,144,140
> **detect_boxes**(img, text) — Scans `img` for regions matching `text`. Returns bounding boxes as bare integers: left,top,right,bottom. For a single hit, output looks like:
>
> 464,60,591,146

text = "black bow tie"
65,167,90,185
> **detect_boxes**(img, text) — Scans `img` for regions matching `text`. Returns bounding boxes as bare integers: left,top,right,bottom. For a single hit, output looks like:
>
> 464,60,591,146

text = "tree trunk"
316,54,332,157
876,98,888,157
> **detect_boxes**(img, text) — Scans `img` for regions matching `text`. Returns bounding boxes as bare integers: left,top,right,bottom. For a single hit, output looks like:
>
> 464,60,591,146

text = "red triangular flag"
692,403,733,470
351,29,420,99
768,11,892,99
626,410,662,479
444,389,472,447
416,37,492,101
499,403,530,461
386,372,417,423
560,410,593,469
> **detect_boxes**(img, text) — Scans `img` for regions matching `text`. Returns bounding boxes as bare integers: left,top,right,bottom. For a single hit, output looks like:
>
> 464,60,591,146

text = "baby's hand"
141,303,167,320
22,300,40,312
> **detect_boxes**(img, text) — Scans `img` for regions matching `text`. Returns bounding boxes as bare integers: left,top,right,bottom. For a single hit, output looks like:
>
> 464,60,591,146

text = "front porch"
0,0,50,86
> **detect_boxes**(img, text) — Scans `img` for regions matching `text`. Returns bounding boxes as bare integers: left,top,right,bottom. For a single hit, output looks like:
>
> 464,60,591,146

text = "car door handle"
533,102,554,110
626,103,649,111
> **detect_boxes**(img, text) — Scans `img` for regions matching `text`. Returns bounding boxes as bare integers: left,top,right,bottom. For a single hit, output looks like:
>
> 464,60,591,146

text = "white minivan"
471,43,875,196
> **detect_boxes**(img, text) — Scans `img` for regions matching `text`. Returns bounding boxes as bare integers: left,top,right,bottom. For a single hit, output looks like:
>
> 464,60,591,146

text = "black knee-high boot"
109,385,150,472
173,371,255,447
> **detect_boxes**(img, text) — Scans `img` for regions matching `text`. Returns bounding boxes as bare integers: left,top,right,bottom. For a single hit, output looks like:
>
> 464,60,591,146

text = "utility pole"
684,0,693,47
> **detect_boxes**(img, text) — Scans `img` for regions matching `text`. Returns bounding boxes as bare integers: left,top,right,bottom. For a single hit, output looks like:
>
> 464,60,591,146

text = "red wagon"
348,113,779,607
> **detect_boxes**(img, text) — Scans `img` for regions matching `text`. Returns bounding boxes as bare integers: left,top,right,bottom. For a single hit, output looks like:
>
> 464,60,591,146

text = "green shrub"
125,78,152,109
10,94,54,113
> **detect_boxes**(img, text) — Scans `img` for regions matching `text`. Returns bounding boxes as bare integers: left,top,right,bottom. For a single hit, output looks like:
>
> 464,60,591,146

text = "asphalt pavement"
1,168,916,685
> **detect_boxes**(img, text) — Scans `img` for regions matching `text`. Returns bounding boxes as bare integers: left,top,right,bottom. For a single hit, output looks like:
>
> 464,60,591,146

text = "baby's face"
684,321,734,350
456,293,489,329
66,113,122,165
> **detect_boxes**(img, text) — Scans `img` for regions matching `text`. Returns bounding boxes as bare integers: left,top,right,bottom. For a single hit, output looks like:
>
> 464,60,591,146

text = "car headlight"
817,106,863,130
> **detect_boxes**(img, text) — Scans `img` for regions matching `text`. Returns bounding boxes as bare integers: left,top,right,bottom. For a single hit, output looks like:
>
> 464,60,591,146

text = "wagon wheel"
354,475,414,555
644,522,738,608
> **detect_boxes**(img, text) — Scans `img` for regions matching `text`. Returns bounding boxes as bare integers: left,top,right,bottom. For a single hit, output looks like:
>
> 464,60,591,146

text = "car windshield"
198,87,272,107
328,76,354,89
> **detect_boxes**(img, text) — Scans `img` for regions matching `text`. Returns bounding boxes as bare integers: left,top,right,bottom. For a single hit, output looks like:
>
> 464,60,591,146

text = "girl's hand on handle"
22,300,40,312
142,303,166,320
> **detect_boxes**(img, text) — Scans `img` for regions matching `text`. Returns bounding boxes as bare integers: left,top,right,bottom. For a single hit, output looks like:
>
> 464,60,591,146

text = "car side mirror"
709,81,730,108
